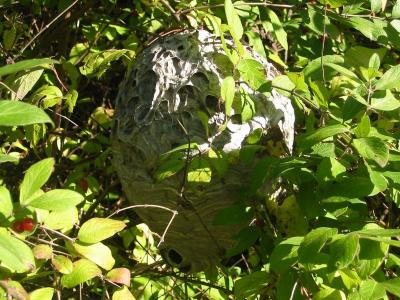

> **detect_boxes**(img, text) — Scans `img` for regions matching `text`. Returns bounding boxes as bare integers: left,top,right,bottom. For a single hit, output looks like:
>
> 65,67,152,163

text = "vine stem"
107,204,178,247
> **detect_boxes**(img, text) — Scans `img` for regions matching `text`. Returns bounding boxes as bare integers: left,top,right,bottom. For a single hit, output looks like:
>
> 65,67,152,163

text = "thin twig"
160,0,180,22
108,204,178,218
46,108,79,127
321,5,327,84
177,1,295,15
289,279,299,300
157,211,178,247
17,0,79,57
108,204,179,247
41,226,76,243
0,80,20,100
51,66,68,92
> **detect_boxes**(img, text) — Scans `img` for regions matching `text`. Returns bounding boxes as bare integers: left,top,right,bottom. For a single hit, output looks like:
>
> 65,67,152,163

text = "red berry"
22,217,35,232
12,220,24,233
78,179,89,192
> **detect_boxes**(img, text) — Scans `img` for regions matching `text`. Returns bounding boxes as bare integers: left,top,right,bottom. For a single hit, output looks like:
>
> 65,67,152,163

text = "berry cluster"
12,217,35,233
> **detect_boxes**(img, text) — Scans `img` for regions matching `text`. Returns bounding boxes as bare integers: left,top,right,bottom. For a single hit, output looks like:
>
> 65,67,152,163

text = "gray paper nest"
112,30,294,272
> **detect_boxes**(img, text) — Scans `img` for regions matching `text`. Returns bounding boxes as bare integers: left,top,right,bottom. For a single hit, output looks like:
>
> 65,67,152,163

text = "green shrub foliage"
1,0,400,299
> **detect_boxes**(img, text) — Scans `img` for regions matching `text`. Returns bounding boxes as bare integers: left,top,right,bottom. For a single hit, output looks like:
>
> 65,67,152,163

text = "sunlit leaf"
61,259,101,288
20,158,55,205
0,101,53,127
0,233,35,273
78,218,126,244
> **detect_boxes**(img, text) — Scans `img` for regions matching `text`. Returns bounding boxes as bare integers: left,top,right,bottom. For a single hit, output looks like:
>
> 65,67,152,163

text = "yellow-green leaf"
78,218,126,244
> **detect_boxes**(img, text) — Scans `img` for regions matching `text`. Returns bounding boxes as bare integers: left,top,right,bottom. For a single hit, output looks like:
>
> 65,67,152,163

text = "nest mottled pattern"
112,30,294,272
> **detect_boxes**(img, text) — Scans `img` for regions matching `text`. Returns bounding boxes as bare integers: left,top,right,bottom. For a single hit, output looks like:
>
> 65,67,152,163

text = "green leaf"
20,158,55,205
226,227,260,257
375,64,400,90
221,76,235,116
72,241,115,270
112,286,135,300
316,157,346,183
0,153,19,163
0,233,35,273
304,55,344,80
393,0,400,18
64,89,78,113
265,8,288,50
10,69,44,100
380,278,400,297
357,228,400,237
28,189,84,211
213,203,253,225
237,59,266,90
270,237,302,273
0,100,53,127
353,115,370,138
44,207,79,230
0,185,13,218
298,227,337,263
0,58,58,77
80,50,132,78
314,287,345,300
347,17,386,42
329,234,359,269
344,46,386,70
154,151,185,182
297,124,349,149
32,85,63,109
52,255,73,274
359,279,386,300
187,157,212,183
370,90,400,111
29,287,54,300
78,218,126,244
61,259,101,288
324,62,360,81
234,271,271,300
353,137,389,167
224,0,243,39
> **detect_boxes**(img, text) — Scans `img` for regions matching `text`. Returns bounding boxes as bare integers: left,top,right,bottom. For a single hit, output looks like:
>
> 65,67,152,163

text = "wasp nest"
112,30,294,272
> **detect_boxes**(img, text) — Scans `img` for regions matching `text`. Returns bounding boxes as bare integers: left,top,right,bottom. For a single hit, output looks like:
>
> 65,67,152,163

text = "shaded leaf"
234,271,271,300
